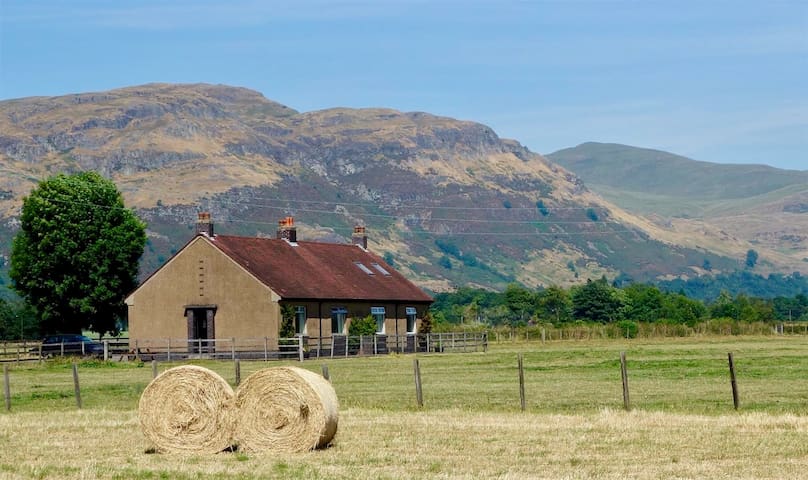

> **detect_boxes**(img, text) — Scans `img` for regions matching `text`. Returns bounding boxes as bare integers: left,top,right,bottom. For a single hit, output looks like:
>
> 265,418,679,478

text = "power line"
206,197,611,225
32,191,645,237
220,217,642,237
220,194,606,212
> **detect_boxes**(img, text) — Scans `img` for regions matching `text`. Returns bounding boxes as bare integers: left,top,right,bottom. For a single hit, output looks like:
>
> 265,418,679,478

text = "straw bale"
234,366,339,453
138,365,235,454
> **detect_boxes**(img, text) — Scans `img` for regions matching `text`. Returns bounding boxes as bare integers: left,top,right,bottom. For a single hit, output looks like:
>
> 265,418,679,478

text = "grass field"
2,336,808,479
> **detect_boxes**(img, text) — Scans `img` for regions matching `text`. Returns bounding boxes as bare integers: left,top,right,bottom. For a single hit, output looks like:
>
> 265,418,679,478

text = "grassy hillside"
548,142,808,274
548,142,808,200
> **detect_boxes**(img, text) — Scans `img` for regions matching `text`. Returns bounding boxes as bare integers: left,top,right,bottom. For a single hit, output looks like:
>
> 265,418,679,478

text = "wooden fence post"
518,354,526,412
322,364,330,382
103,340,109,361
3,365,10,412
151,360,158,379
298,335,305,362
235,359,241,386
620,351,630,411
728,352,739,410
413,358,423,408
72,363,82,409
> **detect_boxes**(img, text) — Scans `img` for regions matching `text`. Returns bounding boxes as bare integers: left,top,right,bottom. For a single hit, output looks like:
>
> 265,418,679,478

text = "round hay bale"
138,365,235,454
234,366,339,453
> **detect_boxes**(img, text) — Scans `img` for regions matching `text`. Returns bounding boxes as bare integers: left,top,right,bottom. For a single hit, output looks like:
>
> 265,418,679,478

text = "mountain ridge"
0,84,788,296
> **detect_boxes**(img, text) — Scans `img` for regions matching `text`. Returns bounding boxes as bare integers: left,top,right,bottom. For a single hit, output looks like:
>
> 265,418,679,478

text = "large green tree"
571,277,624,323
537,285,572,324
503,283,537,325
10,172,146,336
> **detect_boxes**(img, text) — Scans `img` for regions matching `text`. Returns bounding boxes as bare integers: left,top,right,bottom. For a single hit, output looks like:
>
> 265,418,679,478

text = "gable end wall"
127,237,280,348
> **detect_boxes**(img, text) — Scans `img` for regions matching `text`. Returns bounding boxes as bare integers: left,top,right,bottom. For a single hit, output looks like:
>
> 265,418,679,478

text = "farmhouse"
125,213,433,354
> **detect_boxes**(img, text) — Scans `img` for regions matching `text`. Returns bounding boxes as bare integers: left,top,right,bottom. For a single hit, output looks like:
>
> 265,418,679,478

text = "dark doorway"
186,306,216,354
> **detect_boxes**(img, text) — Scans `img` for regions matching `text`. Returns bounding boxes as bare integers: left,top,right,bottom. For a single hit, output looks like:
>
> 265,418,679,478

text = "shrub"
438,256,452,269
616,320,638,339
348,315,377,336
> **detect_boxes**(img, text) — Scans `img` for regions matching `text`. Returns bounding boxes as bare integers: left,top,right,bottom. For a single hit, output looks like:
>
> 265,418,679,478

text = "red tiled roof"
209,235,433,303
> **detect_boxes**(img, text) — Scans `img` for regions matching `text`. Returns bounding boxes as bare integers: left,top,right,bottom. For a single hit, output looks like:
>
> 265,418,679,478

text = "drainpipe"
318,302,323,358
395,302,399,352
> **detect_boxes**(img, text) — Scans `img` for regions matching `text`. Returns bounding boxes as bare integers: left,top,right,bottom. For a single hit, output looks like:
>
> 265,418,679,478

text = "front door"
187,307,215,354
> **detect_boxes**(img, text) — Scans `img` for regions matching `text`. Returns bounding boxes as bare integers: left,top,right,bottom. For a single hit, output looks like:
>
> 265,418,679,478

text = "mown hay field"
2,336,808,479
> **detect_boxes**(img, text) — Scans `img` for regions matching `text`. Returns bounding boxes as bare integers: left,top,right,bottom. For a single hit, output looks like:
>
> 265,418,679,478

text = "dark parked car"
33,334,105,357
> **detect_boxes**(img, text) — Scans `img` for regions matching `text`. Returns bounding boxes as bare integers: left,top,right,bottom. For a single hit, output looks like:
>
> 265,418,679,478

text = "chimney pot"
196,212,214,237
277,216,297,242
352,224,368,249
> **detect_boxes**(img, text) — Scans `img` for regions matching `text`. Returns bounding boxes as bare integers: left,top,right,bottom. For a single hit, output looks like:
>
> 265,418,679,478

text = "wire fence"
0,332,489,363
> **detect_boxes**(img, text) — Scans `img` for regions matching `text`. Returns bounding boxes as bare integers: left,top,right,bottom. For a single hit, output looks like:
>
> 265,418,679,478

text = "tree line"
430,277,808,328
2,171,807,341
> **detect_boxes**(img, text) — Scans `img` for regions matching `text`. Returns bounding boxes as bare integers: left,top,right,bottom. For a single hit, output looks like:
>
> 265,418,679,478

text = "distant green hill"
548,142,808,201
547,142,808,275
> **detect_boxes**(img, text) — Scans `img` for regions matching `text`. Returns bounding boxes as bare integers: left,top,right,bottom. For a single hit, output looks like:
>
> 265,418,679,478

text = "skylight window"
371,263,391,276
354,262,374,275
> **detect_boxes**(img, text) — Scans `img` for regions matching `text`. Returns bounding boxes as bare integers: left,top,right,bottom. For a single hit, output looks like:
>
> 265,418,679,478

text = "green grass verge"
3,336,808,415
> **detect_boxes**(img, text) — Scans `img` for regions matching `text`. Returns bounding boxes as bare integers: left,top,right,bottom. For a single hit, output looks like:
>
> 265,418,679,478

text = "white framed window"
406,307,417,334
295,306,306,335
331,307,347,334
354,262,374,275
371,263,391,276
371,306,385,334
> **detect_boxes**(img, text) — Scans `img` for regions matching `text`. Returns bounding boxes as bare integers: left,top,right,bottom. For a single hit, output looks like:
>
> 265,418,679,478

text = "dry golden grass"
3,337,808,478
1,408,808,479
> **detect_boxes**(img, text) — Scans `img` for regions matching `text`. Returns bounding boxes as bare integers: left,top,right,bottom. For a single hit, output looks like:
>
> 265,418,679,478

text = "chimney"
276,216,297,243
196,212,214,237
352,225,368,249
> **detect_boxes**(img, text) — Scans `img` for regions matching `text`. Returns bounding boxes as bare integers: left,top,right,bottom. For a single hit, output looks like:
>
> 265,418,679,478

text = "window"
295,306,306,335
371,306,385,334
371,263,391,276
406,307,417,334
354,262,374,275
331,307,347,334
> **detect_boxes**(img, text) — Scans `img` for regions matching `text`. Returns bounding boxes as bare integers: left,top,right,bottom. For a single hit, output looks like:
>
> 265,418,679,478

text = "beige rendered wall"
126,237,280,348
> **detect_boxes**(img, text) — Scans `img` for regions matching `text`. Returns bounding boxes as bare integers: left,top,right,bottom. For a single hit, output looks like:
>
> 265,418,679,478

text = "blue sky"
1,0,806,170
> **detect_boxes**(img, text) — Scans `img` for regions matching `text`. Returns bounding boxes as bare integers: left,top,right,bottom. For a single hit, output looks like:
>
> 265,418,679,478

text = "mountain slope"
548,142,808,200
548,142,808,272
0,85,753,296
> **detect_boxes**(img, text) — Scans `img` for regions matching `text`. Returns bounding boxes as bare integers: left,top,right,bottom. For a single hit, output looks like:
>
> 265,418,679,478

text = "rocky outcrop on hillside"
0,83,740,291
